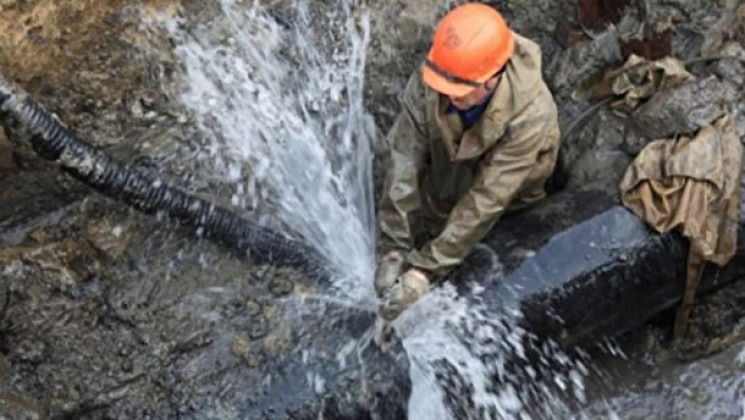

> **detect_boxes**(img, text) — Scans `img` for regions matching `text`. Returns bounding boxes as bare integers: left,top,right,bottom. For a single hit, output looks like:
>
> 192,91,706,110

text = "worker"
375,3,561,324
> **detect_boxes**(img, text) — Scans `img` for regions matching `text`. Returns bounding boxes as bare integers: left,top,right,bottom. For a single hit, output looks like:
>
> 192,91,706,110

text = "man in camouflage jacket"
375,3,560,323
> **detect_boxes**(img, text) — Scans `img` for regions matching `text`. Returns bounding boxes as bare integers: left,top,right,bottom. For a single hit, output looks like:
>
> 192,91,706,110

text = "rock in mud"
711,42,745,85
84,219,135,260
0,237,101,290
231,337,264,367
563,108,632,189
268,270,295,296
231,337,249,357
245,299,262,316
550,31,623,104
262,323,292,357
249,317,269,340
245,345,265,368
629,75,738,142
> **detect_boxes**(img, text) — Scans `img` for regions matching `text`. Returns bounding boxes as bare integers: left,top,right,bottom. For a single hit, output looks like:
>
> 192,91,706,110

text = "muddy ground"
1,0,745,418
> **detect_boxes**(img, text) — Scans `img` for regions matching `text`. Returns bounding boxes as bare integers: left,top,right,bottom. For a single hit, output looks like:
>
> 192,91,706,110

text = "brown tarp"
619,115,742,336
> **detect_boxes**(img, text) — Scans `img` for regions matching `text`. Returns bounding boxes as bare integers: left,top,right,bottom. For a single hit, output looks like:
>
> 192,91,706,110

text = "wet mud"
1,0,745,418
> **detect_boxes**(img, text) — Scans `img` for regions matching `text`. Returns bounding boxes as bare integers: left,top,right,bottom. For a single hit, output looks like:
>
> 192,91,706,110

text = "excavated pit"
1,0,745,418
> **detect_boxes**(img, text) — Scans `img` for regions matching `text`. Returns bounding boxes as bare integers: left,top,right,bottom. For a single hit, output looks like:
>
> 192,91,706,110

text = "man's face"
448,74,501,110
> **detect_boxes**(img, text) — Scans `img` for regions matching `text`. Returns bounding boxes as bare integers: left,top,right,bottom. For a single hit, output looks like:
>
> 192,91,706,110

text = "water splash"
398,284,589,419
166,0,377,303
163,1,592,417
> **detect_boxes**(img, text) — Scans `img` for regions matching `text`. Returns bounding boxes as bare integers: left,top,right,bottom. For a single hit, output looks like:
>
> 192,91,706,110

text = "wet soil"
1,0,745,418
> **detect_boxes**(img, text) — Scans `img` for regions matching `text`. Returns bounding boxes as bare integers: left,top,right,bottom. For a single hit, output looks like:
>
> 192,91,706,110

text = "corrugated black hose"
0,74,331,280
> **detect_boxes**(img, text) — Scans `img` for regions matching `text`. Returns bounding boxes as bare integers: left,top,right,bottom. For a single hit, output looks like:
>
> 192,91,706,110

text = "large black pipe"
0,74,330,278
460,186,745,347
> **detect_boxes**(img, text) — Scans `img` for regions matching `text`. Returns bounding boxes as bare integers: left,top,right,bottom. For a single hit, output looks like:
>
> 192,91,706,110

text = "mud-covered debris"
245,299,262,317
120,358,134,373
737,346,745,368
268,270,295,296
231,338,264,367
268,278,294,296
567,147,631,191
245,345,265,368
172,329,213,354
0,355,9,388
84,219,134,259
554,20,587,49
263,323,292,356
549,31,622,103
249,317,269,340
250,265,273,282
262,304,277,321
0,238,101,289
712,42,745,85
630,75,737,141
231,337,249,357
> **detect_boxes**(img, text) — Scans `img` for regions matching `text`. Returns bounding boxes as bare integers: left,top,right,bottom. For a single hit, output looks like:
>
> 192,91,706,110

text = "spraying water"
162,1,592,417
165,0,377,304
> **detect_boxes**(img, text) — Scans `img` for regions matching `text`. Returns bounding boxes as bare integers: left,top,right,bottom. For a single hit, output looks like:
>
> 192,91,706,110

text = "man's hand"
374,267,432,350
400,268,429,285
379,268,431,322
374,251,405,298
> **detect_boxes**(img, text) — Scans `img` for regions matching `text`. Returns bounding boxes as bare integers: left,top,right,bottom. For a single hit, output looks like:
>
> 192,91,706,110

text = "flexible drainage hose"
0,74,330,279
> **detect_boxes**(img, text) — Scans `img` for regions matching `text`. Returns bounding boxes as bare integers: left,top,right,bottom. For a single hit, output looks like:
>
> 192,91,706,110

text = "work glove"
378,268,431,322
374,250,405,298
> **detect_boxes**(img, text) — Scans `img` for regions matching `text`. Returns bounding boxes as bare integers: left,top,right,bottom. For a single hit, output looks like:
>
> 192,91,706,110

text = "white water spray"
397,283,589,419
163,1,591,417
166,0,377,303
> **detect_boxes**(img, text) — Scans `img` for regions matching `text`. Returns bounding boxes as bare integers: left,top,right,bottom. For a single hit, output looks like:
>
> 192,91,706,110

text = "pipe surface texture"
453,188,745,346
0,74,330,278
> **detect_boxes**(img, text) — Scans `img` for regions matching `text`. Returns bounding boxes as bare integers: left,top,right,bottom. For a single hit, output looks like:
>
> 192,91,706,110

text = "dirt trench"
1,0,745,418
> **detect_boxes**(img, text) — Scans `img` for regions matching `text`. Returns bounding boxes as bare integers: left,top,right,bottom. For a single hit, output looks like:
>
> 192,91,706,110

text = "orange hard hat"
421,3,515,97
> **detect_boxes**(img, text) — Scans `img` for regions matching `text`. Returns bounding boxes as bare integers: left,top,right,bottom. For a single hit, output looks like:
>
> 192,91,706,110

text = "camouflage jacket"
378,32,561,276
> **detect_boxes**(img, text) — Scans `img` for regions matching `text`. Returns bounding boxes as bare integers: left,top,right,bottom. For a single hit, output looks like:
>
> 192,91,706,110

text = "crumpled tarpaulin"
619,115,743,337
573,54,695,113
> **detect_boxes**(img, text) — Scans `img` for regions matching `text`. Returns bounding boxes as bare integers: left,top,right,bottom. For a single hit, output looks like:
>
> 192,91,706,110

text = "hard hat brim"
421,64,477,97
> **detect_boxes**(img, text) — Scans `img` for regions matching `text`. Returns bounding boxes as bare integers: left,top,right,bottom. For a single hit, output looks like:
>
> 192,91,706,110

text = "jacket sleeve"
407,98,557,275
378,73,430,253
